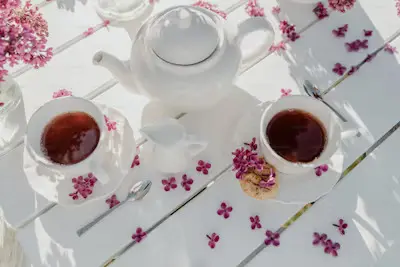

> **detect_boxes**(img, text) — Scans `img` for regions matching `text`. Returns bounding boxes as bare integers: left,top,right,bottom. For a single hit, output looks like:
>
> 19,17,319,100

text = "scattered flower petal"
324,239,341,257
132,227,146,243
265,230,280,246
269,41,286,53
161,177,177,192
105,194,120,209
364,29,373,37
279,20,300,42
315,164,329,176
103,20,110,27
207,233,219,249
217,202,233,219
328,0,356,13
83,27,95,36
196,160,212,175
363,53,376,63
348,65,359,75
181,174,194,191
131,155,140,168
384,44,397,54
333,219,348,235
332,63,347,76
245,0,264,17
104,115,117,131
250,215,262,230
312,232,327,246
272,6,280,14
313,2,329,20
280,88,292,97
332,24,348,37
52,89,72,99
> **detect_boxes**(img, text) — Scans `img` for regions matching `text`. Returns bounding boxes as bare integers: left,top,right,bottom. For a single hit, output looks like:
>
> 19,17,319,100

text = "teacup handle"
185,134,208,157
89,161,110,185
231,16,275,72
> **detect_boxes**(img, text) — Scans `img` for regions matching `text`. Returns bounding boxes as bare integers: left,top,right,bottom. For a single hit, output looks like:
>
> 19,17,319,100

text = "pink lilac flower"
69,173,98,200
250,215,262,230
52,89,72,98
332,24,348,37
217,202,233,219
364,29,373,37
345,39,368,52
348,65,358,75
131,155,140,168
333,219,348,235
363,53,375,63
0,0,52,81
328,0,356,13
332,63,347,76
104,115,117,131
279,20,300,42
196,160,212,175
244,137,258,151
192,1,227,19
259,170,276,188
313,2,329,20
384,44,397,54
83,27,95,36
132,227,146,243
103,20,110,27
105,194,120,209
207,233,219,249
272,6,280,14
312,232,327,246
0,102,4,107
315,164,328,176
269,41,286,53
324,239,341,257
161,177,177,192
181,174,193,191
397,0,400,17
245,0,264,17
280,88,292,97
264,230,280,246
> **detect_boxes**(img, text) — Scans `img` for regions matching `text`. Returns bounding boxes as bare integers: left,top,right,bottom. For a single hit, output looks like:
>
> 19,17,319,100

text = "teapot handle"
185,134,208,157
231,16,275,72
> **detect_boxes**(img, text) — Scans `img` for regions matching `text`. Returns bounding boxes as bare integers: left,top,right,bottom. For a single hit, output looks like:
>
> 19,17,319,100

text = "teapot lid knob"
149,6,221,66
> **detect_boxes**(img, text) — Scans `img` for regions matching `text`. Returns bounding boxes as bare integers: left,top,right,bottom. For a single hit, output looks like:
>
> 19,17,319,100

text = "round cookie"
239,158,279,200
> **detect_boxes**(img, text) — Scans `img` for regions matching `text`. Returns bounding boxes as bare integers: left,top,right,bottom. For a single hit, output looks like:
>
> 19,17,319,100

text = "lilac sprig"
0,0,52,81
232,137,263,179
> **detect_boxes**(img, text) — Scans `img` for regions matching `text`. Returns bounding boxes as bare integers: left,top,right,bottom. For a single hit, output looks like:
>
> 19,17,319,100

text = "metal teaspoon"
303,80,348,122
77,180,152,237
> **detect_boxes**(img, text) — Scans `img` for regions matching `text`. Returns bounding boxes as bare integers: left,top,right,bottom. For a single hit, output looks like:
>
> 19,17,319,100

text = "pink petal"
198,160,204,166
205,163,211,168
203,169,209,175
265,239,272,246
214,235,219,242
217,209,224,215
220,202,227,209
171,184,177,189
272,239,280,246
331,250,338,257
196,166,202,172
162,179,168,185
224,212,230,219
226,206,233,212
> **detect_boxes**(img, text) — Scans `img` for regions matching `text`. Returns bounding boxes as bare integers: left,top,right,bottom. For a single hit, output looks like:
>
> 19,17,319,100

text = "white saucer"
23,104,137,207
232,101,344,204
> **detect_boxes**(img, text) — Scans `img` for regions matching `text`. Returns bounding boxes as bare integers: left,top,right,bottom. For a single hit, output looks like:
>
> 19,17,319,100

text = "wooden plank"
247,128,400,267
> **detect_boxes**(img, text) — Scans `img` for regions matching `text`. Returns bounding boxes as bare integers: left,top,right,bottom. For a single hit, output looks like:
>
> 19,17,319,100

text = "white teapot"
93,5,274,112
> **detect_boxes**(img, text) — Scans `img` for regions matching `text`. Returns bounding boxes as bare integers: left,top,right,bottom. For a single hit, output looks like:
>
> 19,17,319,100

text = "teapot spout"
93,51,132,88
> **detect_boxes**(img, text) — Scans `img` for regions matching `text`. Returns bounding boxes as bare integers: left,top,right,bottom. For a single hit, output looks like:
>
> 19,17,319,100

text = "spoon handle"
320,99,348,122
77,198,128,237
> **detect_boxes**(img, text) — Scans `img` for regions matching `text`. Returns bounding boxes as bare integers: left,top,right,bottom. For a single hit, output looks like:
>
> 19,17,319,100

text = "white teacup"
26,97,110,184
259,95,341,175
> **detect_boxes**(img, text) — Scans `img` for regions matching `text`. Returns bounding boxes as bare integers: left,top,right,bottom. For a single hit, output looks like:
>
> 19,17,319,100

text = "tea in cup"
259,95,341,174
26,97,110,184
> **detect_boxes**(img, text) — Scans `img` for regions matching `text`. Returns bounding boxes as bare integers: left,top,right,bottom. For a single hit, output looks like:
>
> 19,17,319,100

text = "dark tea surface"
41,112,100,165
266,109,326,163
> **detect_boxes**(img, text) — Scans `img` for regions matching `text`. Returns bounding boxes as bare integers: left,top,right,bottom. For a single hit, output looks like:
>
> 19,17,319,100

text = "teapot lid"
149,6,221,66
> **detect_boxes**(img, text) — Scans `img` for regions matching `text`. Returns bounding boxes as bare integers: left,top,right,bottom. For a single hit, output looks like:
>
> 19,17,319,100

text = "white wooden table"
1,0,400,266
